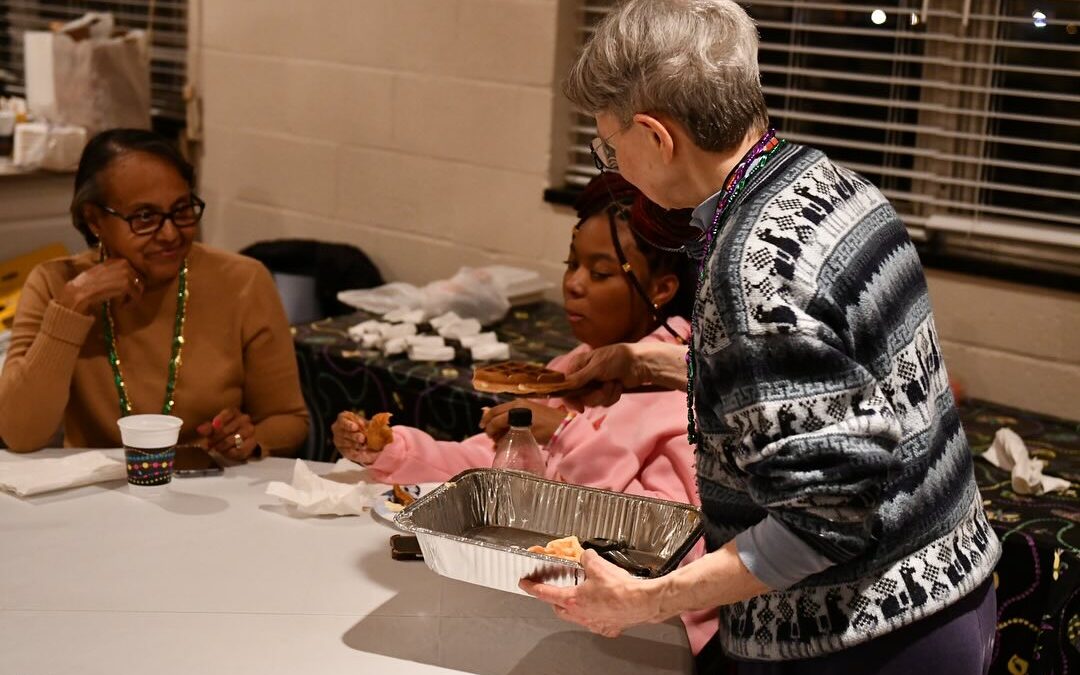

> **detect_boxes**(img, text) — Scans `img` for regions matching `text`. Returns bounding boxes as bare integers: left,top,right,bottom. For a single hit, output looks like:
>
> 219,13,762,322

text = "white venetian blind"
560,0,1080,276
0,0,188,122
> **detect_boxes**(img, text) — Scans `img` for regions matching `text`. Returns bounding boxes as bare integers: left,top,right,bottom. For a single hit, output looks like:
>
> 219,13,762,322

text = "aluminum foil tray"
394,468,703,595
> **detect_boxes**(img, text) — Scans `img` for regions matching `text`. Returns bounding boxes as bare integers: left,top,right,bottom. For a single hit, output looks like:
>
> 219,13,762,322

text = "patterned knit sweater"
692,142,1001,661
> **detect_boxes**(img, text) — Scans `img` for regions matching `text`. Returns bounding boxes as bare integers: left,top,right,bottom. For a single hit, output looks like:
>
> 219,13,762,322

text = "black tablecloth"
292,304,1080,673
962,404,1080,674
292,302,576,461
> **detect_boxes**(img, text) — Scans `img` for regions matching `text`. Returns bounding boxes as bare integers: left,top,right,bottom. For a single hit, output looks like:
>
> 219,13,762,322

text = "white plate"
371,483,438,529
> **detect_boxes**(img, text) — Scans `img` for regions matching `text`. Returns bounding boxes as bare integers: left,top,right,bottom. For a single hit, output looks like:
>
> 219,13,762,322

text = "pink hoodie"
365,317,716,654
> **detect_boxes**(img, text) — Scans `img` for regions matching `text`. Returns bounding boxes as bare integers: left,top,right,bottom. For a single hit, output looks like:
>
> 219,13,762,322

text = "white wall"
0,172,85,261
191,0,1078,420
194,0,574,291
927,270,1079,421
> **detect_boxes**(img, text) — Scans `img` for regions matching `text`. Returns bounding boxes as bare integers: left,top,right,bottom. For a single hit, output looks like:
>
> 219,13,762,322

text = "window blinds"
563,1,1079,273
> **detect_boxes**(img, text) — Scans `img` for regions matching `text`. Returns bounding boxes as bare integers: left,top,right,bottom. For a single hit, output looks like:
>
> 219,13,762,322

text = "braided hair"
572,172,696,322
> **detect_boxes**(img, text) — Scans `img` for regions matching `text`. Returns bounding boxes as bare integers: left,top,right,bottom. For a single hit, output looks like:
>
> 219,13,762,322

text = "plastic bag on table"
420,267,509,325
337,267,510,325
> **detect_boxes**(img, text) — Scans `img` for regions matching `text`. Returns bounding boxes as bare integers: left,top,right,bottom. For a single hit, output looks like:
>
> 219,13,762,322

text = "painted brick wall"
194,0,574,290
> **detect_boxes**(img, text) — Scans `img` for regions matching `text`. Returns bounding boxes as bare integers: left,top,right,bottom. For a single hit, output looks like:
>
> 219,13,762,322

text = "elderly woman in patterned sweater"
521,2,1001,674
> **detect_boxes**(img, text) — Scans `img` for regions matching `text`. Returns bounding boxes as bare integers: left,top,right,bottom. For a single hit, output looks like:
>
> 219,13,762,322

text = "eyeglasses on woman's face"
590,128,621,172
96,195,206,236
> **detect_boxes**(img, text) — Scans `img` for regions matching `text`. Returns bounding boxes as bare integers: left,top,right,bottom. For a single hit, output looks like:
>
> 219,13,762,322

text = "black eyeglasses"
590,129,620,172
97,195,206,236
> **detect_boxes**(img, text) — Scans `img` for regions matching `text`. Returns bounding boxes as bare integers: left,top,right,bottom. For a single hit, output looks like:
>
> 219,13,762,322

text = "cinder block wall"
191,0,1079,421
195,0,574,289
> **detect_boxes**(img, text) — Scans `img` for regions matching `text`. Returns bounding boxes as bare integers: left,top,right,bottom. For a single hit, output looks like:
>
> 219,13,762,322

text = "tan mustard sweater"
0,243,309,453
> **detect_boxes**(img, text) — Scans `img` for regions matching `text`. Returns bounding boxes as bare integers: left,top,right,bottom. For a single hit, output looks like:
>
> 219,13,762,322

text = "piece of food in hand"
527,535,585,562
472,361,567,395
365,412,395,451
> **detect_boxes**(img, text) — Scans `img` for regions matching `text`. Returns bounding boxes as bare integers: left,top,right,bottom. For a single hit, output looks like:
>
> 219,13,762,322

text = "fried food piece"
391,483,416,507
366,412,395,451
527,535,585,562
472,361,567,395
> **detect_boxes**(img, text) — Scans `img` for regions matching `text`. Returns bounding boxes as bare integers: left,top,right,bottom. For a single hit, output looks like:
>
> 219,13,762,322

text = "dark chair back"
240,239,384,321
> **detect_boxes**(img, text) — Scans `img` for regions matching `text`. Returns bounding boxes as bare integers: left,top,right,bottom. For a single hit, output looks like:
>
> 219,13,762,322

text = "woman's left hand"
480,400,566,444
519,549,663,637
196,408,258,461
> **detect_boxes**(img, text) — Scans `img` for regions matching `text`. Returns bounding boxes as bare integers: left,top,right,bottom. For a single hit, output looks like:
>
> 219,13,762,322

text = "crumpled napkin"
981,427,1071,495
265,459,378,516
0,450,126,497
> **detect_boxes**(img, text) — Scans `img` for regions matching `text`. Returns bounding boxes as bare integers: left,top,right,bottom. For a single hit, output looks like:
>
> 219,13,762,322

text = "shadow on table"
342,616,690,675
143,488,229,515
342,546,692,674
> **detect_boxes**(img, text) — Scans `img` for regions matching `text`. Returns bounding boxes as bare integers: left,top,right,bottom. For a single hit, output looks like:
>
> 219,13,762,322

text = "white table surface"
0,450,692,675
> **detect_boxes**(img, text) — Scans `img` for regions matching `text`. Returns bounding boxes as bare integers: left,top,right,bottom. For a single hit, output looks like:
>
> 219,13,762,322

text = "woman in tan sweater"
0,129,308,457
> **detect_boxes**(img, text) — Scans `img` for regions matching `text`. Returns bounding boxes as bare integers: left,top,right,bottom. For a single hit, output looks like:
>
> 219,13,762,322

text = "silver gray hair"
565,0,769,152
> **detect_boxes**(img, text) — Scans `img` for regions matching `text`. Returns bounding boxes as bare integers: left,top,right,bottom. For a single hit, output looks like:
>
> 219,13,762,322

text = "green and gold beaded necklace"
102,261,189,417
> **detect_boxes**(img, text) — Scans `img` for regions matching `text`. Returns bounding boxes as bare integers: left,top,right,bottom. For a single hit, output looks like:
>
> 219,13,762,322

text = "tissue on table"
982,427,1071,495
470,342,511,361
428,311,461,331
348,319,385,339
377,322,417,340
404,335,445,348
382,336,408,356
408,345,455,362
265,459,377,516
437,318,482,339
360,333,382,349
383,307,425,324
0,450,125,497
459,332,497,348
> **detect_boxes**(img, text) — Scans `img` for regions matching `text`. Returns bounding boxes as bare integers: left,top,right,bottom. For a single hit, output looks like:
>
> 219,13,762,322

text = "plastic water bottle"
491,408,545,475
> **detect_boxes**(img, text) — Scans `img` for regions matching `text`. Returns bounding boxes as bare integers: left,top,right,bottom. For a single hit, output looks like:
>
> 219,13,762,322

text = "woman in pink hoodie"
332,173,716,652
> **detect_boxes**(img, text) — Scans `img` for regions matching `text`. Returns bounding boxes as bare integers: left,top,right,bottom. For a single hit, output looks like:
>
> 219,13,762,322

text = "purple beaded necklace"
685,129,785,444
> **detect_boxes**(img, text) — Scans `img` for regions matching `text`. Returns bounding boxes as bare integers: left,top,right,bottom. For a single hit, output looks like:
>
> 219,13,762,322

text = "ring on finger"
233,433,243,449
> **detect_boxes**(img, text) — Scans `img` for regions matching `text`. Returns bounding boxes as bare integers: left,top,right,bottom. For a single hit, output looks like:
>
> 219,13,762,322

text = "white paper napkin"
348,319,386,340
471,342,510,361
377,322,417,340
460,332,497,348
437,318,482,339
383,307,425,324
0,450,126,497
265,459,378,516
429,311,461,330
408,344,455,362
981,427,1071,495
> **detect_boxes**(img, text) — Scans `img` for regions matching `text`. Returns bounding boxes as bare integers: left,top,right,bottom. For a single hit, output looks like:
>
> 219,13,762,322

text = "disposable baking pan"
394,468,703,594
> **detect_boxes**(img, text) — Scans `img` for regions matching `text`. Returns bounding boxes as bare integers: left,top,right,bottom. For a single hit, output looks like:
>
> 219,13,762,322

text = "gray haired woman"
521,2,999,673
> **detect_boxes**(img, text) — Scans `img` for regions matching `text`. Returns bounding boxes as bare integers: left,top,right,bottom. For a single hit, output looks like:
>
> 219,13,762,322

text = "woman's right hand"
559,343,643,411
560,341,688,411
56,259,144,314
333,411,378,465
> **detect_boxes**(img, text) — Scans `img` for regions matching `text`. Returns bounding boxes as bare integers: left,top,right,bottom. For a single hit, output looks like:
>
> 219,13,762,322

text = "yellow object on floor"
0,288,19,329
0,242,68,296
0,242,69,329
